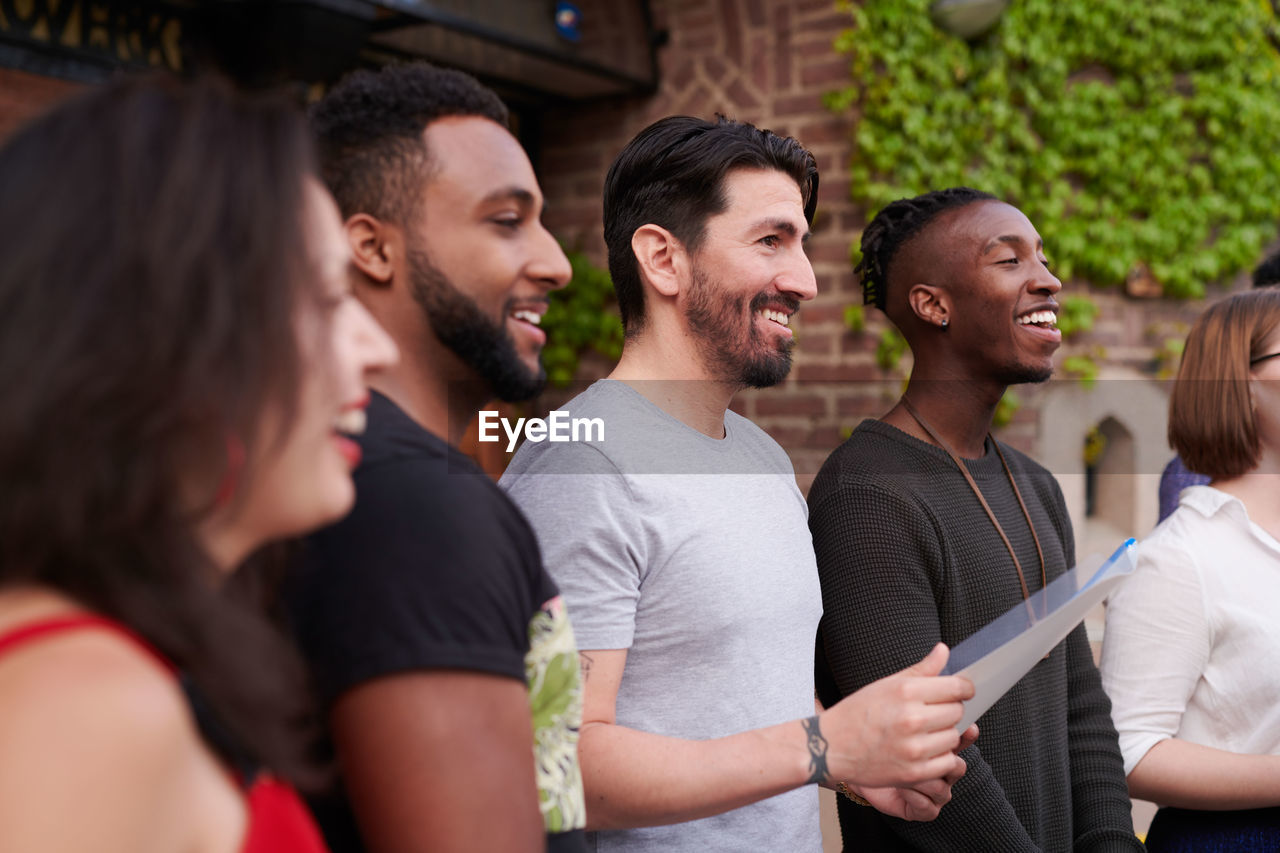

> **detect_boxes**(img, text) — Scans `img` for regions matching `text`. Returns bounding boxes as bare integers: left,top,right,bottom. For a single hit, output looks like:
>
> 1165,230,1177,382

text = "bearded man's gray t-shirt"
499,379,824,853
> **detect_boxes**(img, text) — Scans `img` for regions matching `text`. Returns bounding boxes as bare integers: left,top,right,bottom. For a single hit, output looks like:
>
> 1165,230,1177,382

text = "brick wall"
0,7,1231,497
536,0,1219,494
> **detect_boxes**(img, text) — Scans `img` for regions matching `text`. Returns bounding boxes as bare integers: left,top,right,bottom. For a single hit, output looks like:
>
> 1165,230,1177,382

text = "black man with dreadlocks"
808,188,1142,851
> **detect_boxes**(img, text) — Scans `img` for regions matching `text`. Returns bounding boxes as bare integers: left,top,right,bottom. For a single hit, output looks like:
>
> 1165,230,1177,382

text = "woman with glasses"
1101,287,1280,851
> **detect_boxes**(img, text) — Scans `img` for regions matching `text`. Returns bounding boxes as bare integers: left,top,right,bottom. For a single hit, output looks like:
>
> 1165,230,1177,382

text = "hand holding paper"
821,642,974,790
941,539,1139,731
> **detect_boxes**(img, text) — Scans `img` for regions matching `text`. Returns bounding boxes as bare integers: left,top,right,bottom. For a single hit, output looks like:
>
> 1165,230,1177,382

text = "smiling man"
500,118,978,852
808,188,1142,851
285,64,585,853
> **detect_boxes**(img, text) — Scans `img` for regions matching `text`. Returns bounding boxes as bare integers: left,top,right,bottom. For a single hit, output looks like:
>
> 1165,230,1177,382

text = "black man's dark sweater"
810,419,1142,853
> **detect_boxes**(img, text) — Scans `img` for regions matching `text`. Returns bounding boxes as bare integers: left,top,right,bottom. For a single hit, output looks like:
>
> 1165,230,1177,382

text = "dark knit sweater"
809,420,1141,853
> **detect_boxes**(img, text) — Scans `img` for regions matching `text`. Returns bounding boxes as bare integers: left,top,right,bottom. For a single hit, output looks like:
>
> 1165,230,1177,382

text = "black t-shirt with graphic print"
287,391,586,853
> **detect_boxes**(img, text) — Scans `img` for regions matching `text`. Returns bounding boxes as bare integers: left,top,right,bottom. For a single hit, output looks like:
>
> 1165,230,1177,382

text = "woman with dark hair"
0,74,396,852
1101,288,1280,851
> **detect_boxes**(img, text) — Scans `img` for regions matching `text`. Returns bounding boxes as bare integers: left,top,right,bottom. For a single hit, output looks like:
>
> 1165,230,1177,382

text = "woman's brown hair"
1169,287,1280,479
0,74,322,785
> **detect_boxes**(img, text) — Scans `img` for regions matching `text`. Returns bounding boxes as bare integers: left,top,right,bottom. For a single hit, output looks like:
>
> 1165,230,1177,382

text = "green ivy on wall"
992,388,1021,429
1062,350,1104,387
874,325,909,371
1146,322,1189,378
1056,294,1100,339
1056,293,1104,385
540,249,624,387
827,0,1280,298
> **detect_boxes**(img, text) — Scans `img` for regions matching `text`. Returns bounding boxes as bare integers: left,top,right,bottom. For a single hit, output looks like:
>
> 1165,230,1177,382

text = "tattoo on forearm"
579,652,594,684
802,715,830,785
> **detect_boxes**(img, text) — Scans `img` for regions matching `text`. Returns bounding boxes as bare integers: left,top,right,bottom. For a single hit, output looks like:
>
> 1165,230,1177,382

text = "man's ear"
631,224,687,299
346,213,397,287
907,283,951,329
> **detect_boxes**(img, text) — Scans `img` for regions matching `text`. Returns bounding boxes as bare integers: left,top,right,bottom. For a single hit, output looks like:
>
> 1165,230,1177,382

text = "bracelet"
836,782,872,806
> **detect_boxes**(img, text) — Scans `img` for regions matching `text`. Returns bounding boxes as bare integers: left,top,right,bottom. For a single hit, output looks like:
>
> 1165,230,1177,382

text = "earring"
940,318,949,329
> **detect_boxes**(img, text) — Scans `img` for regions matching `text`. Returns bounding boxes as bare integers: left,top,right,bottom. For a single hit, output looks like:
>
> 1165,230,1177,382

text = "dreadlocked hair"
856,187,996,310
1253,250,1280,288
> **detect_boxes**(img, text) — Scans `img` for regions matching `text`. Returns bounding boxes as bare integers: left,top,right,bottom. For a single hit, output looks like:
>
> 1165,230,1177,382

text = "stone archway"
1086,416,1137,550
1036,368,1171,564
1034,367,1170,839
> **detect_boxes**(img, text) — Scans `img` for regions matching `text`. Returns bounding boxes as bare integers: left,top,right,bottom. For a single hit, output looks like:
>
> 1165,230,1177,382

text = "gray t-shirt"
499,380,823,853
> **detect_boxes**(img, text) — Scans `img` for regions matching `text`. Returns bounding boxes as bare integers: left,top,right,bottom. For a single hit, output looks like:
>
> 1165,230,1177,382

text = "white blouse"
1100,485,1280,775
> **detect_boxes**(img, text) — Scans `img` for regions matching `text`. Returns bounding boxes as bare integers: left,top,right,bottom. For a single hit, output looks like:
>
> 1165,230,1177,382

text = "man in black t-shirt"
286,63,585,853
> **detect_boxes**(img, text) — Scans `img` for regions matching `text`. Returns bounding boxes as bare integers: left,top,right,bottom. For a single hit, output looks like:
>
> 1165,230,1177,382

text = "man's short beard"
407,246,545,402
992,363,1053,386
685,269,796,389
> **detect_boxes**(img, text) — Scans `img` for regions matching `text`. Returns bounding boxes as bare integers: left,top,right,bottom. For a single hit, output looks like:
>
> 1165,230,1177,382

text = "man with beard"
499,117,977,852
285,64,586,853
808,188,1141,851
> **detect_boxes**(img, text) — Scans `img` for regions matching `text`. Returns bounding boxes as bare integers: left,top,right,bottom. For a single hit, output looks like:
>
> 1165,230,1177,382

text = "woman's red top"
0,614,328,853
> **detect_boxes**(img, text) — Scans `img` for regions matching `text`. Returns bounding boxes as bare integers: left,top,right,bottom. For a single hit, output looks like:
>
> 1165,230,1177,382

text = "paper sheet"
941,539,1138,731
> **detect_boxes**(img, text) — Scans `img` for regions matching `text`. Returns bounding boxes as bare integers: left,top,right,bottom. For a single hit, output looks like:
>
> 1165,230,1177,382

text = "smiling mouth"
1016,310,1058,330
332,407,366,468
759,308,791,327
333,408,367,437
511,309,543,326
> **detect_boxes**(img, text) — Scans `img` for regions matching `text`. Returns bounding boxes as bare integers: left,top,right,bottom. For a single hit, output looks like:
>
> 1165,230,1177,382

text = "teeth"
759,309,790,326
1017,310,1057,326
334,408,366,436
512,309,542,325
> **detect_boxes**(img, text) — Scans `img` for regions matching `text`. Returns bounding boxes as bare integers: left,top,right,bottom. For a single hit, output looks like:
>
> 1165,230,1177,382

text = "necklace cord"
899,397,1048,618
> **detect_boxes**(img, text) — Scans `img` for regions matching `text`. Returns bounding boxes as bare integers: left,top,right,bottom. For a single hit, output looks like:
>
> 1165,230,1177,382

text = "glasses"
1251,352,1280,367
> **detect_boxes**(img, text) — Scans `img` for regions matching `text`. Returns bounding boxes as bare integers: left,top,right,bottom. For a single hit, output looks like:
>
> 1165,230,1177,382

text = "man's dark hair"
856,187,997,310
602,115,819,337
1252,250,1280,288
311,62,508,224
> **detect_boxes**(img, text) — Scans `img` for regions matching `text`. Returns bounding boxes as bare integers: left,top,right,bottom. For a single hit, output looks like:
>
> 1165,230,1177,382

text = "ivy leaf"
1056,294,1100,339
844,304,867,333
1062,353,1100,388
540,248,625,387
875,326,909,372
993,388,1021,429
